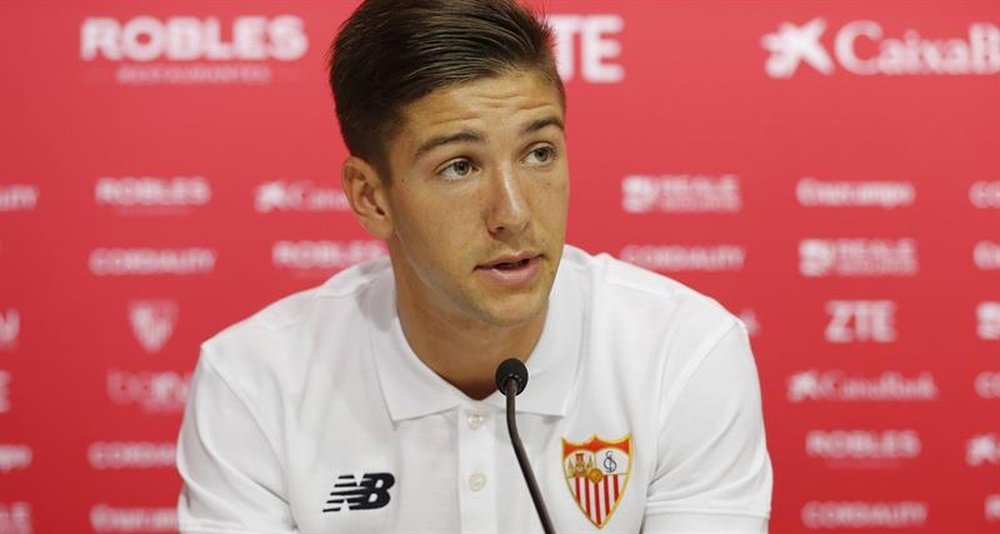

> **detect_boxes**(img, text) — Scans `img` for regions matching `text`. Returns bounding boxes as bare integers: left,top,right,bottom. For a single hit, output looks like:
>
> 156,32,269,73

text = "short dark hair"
328,0,564,179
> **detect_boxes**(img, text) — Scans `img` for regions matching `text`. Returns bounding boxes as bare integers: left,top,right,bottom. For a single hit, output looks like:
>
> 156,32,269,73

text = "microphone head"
495,358,528,396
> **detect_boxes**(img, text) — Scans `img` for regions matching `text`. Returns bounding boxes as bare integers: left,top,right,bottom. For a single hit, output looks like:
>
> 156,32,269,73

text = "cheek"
532,172,570,225
397,192,479,262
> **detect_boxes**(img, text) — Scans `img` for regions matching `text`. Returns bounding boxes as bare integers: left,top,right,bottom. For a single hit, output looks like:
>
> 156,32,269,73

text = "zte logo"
323,473,396,513
825,300,896,343
763,18,1000,78
548,15,624,83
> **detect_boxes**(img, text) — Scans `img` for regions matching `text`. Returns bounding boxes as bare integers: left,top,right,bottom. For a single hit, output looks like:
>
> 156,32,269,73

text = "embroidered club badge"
562,434,632,528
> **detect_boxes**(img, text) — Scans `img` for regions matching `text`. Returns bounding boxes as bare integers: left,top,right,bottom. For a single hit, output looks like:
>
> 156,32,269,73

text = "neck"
394,284,547,401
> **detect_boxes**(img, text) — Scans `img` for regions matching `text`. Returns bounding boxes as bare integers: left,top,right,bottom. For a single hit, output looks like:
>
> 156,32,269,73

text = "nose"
485,164,530,239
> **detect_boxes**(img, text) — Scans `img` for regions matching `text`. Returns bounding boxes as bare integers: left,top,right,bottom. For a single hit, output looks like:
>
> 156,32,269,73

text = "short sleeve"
643,321,773,533
176,347,297,533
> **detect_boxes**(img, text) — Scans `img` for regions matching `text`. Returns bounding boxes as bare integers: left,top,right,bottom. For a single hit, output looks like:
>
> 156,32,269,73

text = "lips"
476,252,543,287
478,252,541,270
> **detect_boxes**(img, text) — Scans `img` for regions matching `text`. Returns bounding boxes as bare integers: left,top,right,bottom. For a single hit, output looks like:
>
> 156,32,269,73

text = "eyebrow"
413,115,564,160
522,116,564,135
414,130,484,160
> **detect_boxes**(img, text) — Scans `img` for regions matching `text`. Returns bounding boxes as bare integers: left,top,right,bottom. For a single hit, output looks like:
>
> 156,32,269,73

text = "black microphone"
495,358,555,534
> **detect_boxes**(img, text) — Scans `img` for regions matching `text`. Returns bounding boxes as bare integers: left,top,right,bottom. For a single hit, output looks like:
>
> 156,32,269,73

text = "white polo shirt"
177,245,772,533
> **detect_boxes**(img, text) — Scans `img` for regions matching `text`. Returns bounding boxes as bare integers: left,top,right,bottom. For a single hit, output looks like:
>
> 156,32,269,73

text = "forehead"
397,70,565,144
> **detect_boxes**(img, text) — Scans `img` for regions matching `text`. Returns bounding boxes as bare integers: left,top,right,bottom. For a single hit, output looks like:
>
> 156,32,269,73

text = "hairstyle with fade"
328,0,564,180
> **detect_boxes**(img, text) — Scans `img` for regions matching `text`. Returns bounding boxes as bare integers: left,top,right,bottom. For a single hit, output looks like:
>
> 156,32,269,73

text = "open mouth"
491,257,533,270
476,254,542,287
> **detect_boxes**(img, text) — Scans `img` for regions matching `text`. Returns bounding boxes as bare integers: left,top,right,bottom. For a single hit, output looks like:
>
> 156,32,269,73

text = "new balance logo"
323,473,395,513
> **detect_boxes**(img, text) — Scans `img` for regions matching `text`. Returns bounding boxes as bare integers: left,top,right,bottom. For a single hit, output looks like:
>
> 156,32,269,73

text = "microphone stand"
498,359,555,534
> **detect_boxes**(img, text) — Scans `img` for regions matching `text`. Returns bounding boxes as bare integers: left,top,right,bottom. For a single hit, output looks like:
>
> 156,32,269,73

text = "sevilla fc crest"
562,434,632,528
128,300,178,354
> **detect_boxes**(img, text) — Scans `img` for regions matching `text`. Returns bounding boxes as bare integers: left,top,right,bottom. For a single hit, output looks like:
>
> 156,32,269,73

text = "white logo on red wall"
762,18,835,78
0,502,32,534
622,174,741,213
255,180,351,213
971,181,1000,208
799,238,918,277
739,309,760,337
801,501,928,529
0,371,10,414
764,18,1000,77
806,429,919,468
987,495,1000,523
128,301,178,354
88,442,175,470
967,434,1000,467
979,302,1000,340
976,371,1000,399
825,300,896,343
89,248,216,276
95,176,210,214
272,240,386,276
0,445,32,474
0,185,39,213
107,370,189,413
548,15,624,83
787,370,937,403
90,505,177,533
0,309,18,351
80,15,308,85
620,245,745,272
796,178,915,209
974,240,1000,271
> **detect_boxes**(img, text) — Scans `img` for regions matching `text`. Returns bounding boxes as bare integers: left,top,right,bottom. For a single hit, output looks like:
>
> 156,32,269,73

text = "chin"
474,292,549,328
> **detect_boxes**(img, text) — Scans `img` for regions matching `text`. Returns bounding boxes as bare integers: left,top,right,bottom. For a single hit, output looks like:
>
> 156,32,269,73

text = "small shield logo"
129,300,178,354
562,434,632,528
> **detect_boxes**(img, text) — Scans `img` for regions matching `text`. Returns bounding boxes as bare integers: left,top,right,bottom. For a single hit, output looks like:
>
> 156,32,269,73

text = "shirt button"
466,412,485,430
468,472,487,492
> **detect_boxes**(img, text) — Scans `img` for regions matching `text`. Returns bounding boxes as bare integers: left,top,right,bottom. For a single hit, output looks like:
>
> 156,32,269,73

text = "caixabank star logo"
561,434,631,528
762,17,1000,78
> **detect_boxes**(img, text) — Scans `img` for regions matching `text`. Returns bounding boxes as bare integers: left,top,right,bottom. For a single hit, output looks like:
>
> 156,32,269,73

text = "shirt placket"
457,402,497,533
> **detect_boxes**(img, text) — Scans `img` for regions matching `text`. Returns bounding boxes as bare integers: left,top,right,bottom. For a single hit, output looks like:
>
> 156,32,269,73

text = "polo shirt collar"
368,257,584,422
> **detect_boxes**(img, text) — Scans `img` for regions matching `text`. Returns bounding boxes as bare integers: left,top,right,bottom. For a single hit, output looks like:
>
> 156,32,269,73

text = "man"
176,0,773,532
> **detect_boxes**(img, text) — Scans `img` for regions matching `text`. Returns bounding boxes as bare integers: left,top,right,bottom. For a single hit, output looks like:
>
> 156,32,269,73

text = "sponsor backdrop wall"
2,1,998,532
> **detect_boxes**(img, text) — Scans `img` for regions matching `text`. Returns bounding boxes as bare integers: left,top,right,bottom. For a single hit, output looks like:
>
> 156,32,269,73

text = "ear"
342,156,393,239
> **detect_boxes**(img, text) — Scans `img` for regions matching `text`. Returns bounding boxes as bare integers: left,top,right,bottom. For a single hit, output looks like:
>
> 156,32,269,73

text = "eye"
438,158,475,181
524,145,556,166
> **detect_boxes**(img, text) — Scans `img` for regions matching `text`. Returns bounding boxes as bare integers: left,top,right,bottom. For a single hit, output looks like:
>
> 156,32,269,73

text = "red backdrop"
2,1,999,532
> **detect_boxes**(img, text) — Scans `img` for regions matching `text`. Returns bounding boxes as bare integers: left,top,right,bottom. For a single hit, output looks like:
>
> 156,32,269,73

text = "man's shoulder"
199,256,391,371
563,244,740,334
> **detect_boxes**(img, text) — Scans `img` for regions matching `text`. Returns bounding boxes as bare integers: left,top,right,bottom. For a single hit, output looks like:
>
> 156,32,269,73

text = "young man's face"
381,69,569,328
